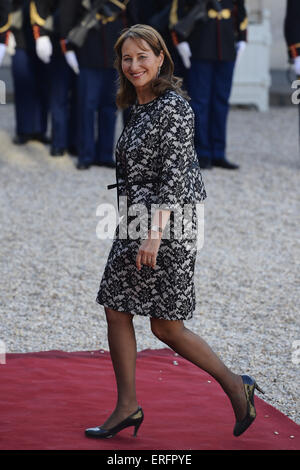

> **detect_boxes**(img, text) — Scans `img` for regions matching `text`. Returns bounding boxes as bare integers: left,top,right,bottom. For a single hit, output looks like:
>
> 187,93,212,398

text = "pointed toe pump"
233,375,265,437
85,406,144,439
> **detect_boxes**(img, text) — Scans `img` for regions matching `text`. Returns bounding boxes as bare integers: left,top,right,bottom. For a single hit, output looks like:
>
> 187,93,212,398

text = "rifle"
173,0,221,40
67,0,114,48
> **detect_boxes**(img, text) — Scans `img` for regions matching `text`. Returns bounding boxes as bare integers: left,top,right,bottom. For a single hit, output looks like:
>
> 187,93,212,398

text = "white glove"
7,32,16,56
36,36,53,63
0,44,6,66
294,56,300,76
176,41,192,69
65,50,79,74
236,41,246,64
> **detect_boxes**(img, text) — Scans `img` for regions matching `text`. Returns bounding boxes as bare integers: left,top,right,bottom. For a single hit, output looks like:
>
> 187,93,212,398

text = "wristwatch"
150,225,163,233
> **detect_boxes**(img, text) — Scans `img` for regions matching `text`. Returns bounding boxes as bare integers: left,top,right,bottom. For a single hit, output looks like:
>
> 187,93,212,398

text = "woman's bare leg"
150,318,247,422
101,307,139,429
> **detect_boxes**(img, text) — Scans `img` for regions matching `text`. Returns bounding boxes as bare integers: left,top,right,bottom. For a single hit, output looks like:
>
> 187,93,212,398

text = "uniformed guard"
169,0,247,170
0,0,11,66
284,0,300,78
59,0,140,170
135,0,186,80
9,0,49,144
30,0,79,157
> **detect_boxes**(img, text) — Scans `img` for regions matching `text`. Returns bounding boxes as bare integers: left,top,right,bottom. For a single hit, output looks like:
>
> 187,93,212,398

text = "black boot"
198,157,212,170
50,147,66,157
212,158,239,170
13,134,30,145
76,161,91,170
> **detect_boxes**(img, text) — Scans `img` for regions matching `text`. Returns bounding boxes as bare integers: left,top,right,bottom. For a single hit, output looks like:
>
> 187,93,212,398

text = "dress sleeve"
156,97,195,209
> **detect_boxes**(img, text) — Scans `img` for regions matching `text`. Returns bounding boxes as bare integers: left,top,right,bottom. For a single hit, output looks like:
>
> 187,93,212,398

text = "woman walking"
85,24,264,440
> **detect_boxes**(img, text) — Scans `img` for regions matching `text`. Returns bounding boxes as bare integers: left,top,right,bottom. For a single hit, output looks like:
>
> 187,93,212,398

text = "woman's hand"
136,231,161,270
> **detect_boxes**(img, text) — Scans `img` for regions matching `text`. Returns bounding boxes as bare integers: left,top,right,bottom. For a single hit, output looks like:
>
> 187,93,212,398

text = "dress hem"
95,297,194,321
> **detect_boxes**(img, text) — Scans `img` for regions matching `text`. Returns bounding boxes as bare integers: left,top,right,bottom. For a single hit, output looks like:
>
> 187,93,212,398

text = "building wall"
246,0,288,70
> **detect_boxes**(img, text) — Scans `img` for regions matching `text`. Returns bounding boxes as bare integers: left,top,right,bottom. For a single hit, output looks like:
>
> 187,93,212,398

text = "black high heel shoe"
233,375,265,437
85,407,144,439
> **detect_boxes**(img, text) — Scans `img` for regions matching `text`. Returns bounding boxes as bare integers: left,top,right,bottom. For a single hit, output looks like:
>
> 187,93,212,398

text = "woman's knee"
150,318,184,343
104,306,134,326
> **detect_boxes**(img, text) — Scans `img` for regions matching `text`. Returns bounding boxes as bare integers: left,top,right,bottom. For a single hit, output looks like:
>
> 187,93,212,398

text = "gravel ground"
0,103,299,425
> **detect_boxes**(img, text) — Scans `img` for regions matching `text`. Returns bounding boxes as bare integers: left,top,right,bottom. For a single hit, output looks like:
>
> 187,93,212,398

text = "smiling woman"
113,23,188,108
121,37,164,104
86,23,266,443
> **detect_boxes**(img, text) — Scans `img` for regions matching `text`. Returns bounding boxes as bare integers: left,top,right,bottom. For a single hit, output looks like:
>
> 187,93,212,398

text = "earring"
157,66,161,78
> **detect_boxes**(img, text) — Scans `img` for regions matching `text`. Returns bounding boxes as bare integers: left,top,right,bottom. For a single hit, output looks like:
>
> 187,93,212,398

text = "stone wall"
246,0,288,70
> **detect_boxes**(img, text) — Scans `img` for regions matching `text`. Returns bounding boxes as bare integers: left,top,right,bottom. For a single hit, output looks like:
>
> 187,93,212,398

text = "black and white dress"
96,89,207,320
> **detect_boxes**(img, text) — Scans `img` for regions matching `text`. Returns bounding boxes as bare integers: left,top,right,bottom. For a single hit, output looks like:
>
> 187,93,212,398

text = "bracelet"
150,224,163,233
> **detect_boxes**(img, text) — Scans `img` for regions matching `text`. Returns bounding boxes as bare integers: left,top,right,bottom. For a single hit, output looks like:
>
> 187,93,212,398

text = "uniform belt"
107,160,199,191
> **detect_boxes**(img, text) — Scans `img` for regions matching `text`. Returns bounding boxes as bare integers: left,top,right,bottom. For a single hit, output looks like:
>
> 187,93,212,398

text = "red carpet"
0,348,299,450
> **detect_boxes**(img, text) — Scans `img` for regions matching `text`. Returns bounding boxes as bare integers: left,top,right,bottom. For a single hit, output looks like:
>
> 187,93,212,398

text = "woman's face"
121,37,164,92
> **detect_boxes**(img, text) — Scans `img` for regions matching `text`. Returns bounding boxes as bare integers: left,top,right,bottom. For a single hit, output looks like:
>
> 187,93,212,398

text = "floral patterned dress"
96,89,207,320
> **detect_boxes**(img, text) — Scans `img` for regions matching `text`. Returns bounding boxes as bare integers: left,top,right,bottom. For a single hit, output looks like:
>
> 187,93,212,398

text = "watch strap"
151,225,163,233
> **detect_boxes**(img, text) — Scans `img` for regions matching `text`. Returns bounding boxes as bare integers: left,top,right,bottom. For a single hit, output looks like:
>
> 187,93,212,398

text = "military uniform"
30,0,78,156
60,0,140,169
0,0,11,68
170,0,247,169
136,0,186,79
30,0,61,55
10,0,49,143
0,0,11,44
284,0,300,61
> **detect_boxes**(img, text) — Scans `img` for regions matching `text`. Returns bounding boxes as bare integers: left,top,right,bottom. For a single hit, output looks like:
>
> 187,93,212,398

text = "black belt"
107,160,199,190
107,178,159,190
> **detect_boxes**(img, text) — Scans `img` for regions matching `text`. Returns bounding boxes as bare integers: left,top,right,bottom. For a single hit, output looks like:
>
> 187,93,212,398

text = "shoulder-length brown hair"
114,24,189,109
